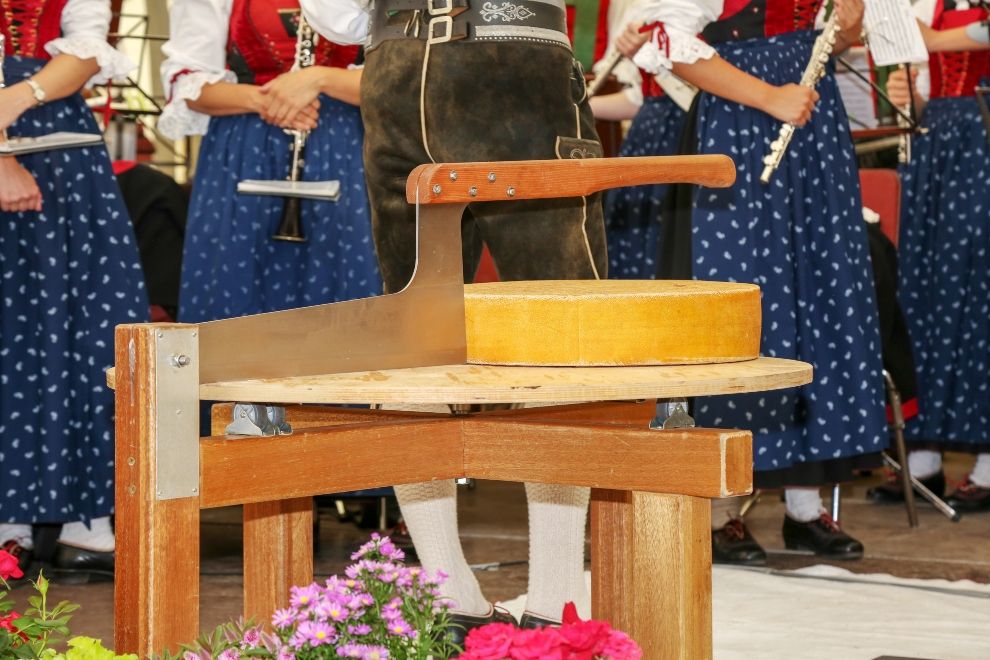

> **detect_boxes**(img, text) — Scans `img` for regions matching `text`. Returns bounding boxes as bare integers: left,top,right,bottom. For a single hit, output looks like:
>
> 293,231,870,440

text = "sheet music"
863,0,929,66
237,179,341,201
0,132,103,155
835,47,879,130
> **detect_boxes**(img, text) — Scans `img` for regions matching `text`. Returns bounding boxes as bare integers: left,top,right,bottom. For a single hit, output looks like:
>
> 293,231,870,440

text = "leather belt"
367,0,571,52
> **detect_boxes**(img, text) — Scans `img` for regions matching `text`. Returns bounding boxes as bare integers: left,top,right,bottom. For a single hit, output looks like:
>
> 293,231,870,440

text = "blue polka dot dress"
0,57,148,524
899,94,990,452
604,95,686,279
178,96,382,322
687,32,888,485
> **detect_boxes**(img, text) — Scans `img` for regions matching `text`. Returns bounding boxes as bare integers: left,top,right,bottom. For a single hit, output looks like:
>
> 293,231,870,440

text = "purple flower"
337,644,363,658
378,540,405,561
360,645,389,660
272,607,297,629
386,618,414,637
241,627,262,648
316,599,349,622
347,623,372,636
217,650,239,660
289,584,322,610
297,620,335,647
276,649,296,660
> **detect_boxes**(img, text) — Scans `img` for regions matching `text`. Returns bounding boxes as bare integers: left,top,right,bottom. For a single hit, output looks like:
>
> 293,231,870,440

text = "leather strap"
368,0,571,52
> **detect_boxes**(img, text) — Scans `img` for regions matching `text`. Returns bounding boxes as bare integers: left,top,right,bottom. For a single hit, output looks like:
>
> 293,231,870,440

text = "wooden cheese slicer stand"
109,156,812,659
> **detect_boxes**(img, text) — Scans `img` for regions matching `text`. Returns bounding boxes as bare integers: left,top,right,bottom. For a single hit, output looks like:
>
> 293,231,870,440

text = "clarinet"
272,15,318,243
759,11,840,184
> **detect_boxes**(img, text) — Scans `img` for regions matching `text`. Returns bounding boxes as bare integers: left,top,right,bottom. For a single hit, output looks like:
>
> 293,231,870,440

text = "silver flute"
759,11,840,184
272,15,318,242
1,34,8,143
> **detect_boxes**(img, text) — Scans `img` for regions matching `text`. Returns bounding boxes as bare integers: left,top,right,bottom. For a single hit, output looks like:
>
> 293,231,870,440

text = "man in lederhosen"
302,0,608,640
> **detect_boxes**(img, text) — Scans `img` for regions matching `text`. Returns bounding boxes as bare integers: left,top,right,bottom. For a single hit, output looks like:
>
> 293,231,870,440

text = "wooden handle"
405,155,736,204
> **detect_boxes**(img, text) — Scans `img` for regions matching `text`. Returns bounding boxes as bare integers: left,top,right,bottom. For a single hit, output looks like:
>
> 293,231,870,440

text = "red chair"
859,168,901,246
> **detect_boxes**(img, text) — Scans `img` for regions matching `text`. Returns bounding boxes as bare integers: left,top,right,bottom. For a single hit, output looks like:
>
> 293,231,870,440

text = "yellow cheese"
464,280,761,366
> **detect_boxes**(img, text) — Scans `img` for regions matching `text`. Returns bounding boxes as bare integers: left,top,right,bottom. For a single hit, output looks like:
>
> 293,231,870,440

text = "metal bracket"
225,404,293,436
154,327,200,500
649,398,695,430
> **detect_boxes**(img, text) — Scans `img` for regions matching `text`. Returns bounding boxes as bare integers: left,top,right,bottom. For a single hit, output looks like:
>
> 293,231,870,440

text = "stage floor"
8,453,989,655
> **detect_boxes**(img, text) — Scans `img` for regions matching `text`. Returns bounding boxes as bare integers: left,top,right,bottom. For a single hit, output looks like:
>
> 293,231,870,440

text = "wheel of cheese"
464,280,761,366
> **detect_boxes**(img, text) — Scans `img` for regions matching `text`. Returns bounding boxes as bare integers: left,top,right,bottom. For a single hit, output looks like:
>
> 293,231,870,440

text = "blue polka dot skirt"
179,96,381,322
604,96,686,279
0,57,148,523
899,96,990,451
688,32,888,477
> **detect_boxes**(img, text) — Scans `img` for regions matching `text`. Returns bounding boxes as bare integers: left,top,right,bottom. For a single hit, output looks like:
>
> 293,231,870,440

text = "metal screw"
157,331,164,339
127,457,135,466
468,186,478,197
432,184,442,195
128,485,136,495
192,487,199,494
449,170,458,181
191,331,198,338
176,408,183,416
171,354,191,368
487,172,496,182
506,186,516,197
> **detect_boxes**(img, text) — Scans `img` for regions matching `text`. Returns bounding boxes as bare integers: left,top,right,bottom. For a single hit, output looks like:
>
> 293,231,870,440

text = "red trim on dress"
928,5,990,98
2,0,70,59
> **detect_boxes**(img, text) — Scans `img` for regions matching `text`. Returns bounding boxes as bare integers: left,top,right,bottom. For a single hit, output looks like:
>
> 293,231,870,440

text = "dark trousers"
361,40,608,292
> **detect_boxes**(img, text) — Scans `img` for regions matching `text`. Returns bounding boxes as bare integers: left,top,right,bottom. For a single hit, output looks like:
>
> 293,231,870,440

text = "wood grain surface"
405,156,736,204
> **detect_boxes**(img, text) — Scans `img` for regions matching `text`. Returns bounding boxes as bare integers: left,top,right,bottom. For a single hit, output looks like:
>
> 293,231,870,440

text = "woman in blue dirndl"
625,0,887,562
595,71,687,279
159,0,381,323
874,0,990,512
0,0,147,574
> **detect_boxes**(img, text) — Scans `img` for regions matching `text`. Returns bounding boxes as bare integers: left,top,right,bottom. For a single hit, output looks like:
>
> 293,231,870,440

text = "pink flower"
241,627,262,648
217,649,239,660
289,585,321,610
599,631,643,659
557,619,611,656
272,607,297,629
0,550,23,581
508,628,565,660
464,622,516,658
297,620,335,646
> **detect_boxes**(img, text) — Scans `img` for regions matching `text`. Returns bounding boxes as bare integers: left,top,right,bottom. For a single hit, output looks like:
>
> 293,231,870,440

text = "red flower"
0,550,23,581
0,611,28,642
507,628,564,660
600,631,643,660
558,619,610,658
464,622,516,659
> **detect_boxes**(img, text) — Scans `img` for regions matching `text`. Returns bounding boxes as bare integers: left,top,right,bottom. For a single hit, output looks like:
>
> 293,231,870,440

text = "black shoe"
518,611,559,629
867,469,945,504
782,513,863,560
1,539,33,579
446,605,516,647
712,518,766,566
946,478,990,513
52,542,114,582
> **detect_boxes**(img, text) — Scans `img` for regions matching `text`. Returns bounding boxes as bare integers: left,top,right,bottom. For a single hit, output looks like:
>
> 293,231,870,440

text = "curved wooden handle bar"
405,155,736,204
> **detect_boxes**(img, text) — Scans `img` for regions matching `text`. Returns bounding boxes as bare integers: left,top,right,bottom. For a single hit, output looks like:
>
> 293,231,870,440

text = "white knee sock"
523,483,590,622
0,524,33,550
784,488,826,522
907,450,942,479
711,497,743,530
59,517,114,552
969,453,990,487
393,480,489,616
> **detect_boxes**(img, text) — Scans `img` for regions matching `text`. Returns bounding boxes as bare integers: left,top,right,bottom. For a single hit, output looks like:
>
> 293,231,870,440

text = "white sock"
0,524,33,550
523,483,590,622
393,480,489,616
710,497,743,530
969,453,990,487
58,517,115,552
784,488,826,522
907,450,942,479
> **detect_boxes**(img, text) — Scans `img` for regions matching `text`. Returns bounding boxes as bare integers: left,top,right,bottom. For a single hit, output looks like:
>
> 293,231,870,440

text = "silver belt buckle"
427,15,454,44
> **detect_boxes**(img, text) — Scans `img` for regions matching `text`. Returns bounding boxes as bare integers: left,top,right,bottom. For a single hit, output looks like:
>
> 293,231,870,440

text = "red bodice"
928,0,990,98
1,0,68,59
702,0,824,45
227,0,360,85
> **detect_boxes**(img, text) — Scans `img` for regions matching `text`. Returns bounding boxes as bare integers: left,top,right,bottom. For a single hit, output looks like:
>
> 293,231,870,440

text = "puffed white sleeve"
158,0,236,140
593,0,646,107
300,0,371,46
632,0,721,74
45,0,135,85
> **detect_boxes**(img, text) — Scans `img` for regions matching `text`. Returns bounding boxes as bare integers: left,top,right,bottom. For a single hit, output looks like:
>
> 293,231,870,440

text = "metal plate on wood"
154,328,200,500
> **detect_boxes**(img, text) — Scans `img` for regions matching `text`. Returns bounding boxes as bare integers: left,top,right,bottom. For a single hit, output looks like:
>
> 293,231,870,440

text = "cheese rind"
464,280,761,366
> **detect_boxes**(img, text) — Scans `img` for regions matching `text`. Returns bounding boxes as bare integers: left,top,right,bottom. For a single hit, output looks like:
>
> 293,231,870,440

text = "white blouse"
630,0,719,73
45,0,135,85
299,0,370,46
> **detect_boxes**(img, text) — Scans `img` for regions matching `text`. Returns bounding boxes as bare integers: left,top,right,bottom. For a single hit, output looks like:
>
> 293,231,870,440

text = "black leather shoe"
519,611,559,629
712,518,767,566
867,470,945,504
53,543,114,582
446,605,516,647
946,478,990,512
782,513,863,560
1,539,33,579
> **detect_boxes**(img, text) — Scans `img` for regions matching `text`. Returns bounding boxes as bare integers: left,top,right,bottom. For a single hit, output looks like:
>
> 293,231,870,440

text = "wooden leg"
114,324,200,656
591,489,712,660
244,497,314,624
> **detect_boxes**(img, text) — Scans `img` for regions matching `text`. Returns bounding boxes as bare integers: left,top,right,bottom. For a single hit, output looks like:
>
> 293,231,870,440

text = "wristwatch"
24,78,46,106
